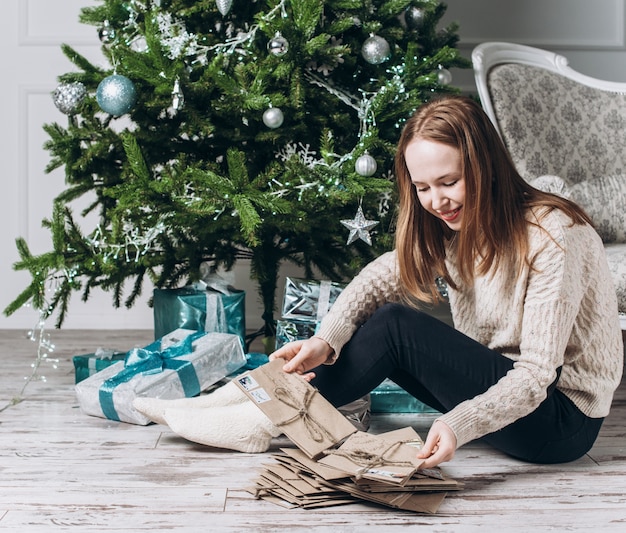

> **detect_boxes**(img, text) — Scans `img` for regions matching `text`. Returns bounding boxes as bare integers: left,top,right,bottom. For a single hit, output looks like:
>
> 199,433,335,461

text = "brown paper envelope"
398,491,447,514
356,477,464,492
258,473,351,508
299,498,357,508
261,470,305,497
234,358,356,458
259,494,298,509
271,454,303,470
264,465,323,496
334,481,446,514
318,431,424,485
263,462,302,481
377,426,425,449
375,427,457,483
280,447,350,481
264,466,336,497
256,472,282,488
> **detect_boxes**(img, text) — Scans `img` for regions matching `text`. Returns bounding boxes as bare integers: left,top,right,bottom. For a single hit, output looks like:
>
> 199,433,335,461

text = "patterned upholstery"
606,244,626,315
487,64,626,184
473,43,626,319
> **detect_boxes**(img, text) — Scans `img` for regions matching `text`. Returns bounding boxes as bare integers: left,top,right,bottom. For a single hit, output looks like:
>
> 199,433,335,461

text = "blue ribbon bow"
98,331,205,421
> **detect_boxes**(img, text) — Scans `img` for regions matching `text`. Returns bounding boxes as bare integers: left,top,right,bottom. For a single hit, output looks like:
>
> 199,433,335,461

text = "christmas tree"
4,0,468,345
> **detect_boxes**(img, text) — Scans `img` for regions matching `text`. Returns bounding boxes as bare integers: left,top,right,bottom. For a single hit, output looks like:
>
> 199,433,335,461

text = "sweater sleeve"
314,251,402,360
437,215,591,448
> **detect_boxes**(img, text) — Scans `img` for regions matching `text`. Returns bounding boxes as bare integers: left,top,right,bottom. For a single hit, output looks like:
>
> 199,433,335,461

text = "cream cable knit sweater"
316,209,624,449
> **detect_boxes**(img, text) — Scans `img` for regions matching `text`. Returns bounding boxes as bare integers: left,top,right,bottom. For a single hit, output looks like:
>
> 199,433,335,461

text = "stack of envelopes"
234,359,463,513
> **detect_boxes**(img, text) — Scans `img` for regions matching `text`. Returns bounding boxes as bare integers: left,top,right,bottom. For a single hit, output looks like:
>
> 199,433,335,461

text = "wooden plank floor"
1,329,625,532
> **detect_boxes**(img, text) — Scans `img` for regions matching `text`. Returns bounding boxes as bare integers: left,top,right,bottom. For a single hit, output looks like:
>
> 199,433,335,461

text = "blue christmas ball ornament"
96,74,137,116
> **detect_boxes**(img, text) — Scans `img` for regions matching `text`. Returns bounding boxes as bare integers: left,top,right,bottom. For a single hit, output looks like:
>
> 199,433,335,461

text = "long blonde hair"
394,95,592,303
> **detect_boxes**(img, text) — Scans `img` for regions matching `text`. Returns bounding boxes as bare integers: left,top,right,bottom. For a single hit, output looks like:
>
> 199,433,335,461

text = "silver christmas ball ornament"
361,34,391,65
52,82,87,115
263,107,284,129
405,6,427,31
96,74,137,116
215,0,233,16
98,20,116,44
267,32,289,57
437,68,453,85
355,153,378,176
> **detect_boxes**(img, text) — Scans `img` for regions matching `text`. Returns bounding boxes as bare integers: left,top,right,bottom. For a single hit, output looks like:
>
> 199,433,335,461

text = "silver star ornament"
341,205,379,245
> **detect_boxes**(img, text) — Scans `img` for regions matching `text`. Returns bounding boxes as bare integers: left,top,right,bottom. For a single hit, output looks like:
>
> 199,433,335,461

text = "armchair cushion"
531,174,626,243
568,175,626,243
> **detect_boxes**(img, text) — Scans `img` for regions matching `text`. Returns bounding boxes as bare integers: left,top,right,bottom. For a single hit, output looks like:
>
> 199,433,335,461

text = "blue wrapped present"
153,275,245,346
75,328,247,425
371,379,439,414
73,349,126,384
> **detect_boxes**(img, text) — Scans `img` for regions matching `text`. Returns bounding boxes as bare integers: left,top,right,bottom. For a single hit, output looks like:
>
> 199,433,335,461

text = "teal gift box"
75,328,247,425
73,349,126,384
370,379,439,414
153,282,245,346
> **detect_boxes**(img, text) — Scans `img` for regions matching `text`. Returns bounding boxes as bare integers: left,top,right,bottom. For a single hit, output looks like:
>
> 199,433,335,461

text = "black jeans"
311,303,603,464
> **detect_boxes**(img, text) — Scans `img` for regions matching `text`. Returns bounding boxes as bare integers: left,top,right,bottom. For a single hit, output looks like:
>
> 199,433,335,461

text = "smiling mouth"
439,207,462,221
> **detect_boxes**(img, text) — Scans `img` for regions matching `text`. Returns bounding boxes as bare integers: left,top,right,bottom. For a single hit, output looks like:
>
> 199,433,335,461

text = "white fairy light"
87,220,166,262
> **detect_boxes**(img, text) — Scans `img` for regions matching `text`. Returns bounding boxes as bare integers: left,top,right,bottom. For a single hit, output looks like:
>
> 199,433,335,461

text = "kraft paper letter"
318,431,424,485
234,358,356,458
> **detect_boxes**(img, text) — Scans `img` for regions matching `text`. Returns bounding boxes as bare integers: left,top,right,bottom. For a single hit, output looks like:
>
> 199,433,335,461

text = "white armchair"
472,41,626,330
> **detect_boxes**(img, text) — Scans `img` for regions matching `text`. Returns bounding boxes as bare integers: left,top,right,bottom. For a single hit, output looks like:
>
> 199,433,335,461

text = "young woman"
135,95,623,463
270,95,624,468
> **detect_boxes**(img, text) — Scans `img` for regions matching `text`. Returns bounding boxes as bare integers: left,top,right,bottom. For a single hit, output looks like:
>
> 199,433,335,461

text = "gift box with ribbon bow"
72,348,127,384
75,328,247,425
153,269,245,346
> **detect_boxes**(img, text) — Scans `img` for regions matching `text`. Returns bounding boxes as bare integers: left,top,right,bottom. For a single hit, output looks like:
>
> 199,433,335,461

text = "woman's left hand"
416,420,457,468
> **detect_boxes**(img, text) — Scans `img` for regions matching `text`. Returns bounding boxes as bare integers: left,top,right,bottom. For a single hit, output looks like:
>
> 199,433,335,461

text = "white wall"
2,0,626,331
443,0,626,90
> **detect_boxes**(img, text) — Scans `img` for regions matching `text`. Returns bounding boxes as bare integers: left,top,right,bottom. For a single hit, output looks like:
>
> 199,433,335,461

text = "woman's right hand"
269,337,334,382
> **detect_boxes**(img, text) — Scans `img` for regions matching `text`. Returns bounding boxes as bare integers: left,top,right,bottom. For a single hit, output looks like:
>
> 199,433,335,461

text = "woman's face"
405,138,465,231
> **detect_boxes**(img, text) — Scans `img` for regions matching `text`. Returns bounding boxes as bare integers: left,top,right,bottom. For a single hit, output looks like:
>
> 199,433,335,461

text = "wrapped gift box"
75,328,247,425
371,379,439,414
153,284,245,345
275,319,319,350
73,349,126,384
281,278,346,322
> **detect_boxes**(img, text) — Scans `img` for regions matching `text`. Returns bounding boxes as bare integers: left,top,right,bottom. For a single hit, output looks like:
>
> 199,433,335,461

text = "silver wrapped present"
281,277,346,322
275,319,319,350
75,328,246,425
